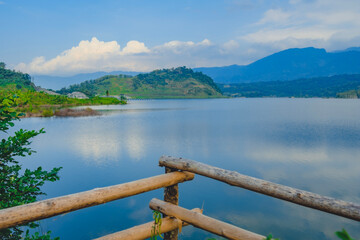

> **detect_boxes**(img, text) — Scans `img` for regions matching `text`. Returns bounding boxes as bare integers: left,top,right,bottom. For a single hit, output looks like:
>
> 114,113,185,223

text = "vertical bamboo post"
163,167,179,240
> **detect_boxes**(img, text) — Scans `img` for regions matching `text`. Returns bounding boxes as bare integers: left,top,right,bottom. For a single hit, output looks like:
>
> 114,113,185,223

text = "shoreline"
23,107,102,118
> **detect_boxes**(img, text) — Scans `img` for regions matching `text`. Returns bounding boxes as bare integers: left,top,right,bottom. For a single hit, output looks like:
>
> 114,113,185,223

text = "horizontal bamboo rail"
0,171,194,229
94,208,202,240
150,198,265,240
159,156,360,222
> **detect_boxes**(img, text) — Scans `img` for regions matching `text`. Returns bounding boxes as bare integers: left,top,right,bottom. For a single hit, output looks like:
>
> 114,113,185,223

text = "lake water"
12,98,360,239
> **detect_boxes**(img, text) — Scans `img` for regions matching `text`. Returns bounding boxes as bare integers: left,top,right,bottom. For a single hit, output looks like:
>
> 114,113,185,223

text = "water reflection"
70,112,148,163
222,198,360,239
243,139,360,201
71,122,122,164
245,142,329,163
124,116,146,160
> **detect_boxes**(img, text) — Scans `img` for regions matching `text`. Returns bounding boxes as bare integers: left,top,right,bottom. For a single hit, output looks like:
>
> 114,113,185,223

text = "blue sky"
1,0,360,75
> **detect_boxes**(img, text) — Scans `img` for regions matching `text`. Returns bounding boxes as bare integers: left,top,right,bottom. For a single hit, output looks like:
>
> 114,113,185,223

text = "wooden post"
93,208,202,240
150,198,265,240
0,171,194,229
159,156,360,222
163,167,179,240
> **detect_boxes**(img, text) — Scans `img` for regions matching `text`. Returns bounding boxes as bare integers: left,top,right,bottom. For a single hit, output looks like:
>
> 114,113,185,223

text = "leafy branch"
0,92,61,240
151,210,163,240
335,229,355,240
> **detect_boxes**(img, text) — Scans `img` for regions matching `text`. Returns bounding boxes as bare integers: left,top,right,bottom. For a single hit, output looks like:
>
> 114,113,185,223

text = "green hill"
58,67,223,99
0,62,35,91
219,74,360,98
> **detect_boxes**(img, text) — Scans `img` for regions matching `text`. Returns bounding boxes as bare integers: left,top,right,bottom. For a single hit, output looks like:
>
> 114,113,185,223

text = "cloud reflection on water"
243,140,360,201
123,116,146,161
71,127,121,164
245,142,329,163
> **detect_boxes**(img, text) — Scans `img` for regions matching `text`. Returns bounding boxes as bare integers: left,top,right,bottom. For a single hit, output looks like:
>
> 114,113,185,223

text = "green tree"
0,93,61,239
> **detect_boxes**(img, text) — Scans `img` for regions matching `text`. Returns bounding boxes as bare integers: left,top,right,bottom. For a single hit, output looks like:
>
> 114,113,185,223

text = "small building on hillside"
43,89,60,95
67,92,89,99
35,87,60,96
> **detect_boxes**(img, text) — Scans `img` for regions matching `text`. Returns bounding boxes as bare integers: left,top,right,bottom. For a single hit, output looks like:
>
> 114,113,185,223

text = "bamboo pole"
150,198,265,240
164,167,179,240
0,171,194,229
94,208,202,240
159,156,360,222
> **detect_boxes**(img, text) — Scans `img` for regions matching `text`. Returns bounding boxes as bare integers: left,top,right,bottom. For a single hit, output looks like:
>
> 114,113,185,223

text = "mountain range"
194,47,360,83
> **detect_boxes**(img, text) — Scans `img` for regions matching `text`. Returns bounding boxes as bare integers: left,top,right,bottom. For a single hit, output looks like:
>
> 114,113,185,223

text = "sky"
0,0,360,76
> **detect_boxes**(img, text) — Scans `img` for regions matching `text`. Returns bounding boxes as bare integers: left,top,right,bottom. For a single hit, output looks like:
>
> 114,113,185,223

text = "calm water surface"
13,98,360,239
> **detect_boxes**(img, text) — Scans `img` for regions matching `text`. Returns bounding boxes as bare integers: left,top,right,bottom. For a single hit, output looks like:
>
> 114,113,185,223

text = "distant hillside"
195,47,360,83
0,62,35,91
33,70,143,90
336,89,360,98
333,47,360,53
218,74,360,98
58,67,222,99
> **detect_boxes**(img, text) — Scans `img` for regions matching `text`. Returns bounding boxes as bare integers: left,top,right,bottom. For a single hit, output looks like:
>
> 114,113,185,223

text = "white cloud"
243,27,336,44
16,37,152,75
257,9,291,25
199,39,212,46
221,40,240,53
155,40,196,54
17,37,124,74
16,37,245,75
242,0,360,51
153,39,212,54
122,40,150,55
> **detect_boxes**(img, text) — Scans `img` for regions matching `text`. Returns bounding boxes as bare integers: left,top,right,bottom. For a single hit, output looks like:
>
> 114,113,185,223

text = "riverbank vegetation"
0,90,124,117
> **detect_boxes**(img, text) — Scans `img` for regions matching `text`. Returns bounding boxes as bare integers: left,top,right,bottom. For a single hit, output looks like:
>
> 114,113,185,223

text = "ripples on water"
14,98,360,239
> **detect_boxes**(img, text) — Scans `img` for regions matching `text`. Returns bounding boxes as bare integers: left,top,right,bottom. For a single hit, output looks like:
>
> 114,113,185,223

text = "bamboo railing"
150,198,265,240
0,156,359,240
0,171,194,229
159,156,360,222
94,208,203,240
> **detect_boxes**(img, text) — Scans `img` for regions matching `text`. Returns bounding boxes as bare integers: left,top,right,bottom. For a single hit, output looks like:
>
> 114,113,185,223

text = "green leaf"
335,229,354,240
264,234,280,240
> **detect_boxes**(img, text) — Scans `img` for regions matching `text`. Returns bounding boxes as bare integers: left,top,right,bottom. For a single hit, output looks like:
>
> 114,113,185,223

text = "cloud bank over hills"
16,37,220,75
